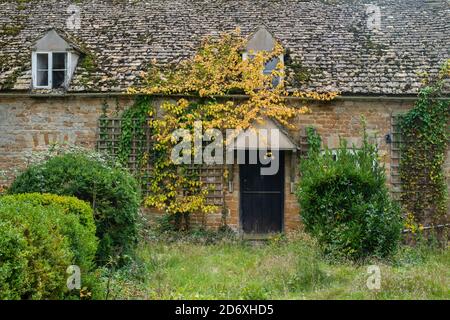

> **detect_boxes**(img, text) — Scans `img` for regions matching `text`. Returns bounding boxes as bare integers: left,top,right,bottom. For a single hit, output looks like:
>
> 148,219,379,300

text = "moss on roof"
0,0,448,94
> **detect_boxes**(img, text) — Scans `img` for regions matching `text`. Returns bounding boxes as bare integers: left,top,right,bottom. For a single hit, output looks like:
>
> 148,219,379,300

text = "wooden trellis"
390,114,450,202
96,117,224,206
97,117,153,173
390,114,403,200
299,133,310,159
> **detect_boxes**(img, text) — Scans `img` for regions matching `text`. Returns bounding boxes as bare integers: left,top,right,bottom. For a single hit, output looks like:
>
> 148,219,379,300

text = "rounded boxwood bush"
0,220,32,299
297,131,403,260
0,201,75,299
0,193,97,271
9,153,141,264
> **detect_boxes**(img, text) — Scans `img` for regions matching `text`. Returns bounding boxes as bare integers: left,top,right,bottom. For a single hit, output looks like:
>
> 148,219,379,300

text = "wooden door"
240,151,284,234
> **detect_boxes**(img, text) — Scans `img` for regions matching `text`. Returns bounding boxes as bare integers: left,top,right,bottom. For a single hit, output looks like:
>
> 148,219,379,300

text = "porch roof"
232,118,299,151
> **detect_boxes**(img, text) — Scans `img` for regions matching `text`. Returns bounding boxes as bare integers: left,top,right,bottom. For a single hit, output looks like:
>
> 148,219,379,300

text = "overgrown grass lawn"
102,234,449,300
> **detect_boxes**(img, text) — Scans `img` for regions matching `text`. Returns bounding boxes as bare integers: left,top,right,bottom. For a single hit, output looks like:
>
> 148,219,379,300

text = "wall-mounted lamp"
385,133,392,144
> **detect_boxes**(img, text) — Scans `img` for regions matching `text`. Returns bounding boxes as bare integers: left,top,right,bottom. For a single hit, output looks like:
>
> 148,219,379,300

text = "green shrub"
0,201,75,299
296,127,402,260
0,220,30,299
8,153,141,264
0,193,97,271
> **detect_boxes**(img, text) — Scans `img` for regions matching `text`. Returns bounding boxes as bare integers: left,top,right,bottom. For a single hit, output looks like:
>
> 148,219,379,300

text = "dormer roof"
32,29,85,53
245,26,277,53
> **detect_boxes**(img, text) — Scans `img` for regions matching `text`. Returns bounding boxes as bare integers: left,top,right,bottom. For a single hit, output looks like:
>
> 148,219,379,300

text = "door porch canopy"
230,117,299,151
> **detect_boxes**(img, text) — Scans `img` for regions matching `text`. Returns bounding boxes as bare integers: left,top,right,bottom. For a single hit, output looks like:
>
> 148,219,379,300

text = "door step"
241,233,277,241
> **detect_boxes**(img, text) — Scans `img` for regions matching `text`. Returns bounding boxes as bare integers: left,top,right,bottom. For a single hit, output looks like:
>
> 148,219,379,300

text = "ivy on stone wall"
117,95,152,166
305,126,322,155
398,60,450,228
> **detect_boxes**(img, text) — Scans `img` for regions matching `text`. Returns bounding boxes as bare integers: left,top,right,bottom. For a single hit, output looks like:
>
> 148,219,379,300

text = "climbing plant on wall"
399,60,450,227
117,95,152,166
126,29,339,220
305,126,322,155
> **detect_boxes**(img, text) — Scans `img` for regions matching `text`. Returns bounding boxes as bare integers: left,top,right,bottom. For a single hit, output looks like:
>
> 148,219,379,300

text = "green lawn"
98,233,449,300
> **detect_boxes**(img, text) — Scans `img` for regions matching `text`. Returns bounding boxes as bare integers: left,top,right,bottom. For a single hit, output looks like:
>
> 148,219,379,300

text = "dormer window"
243,26,284,87
33,52,68,89
31,29,82,90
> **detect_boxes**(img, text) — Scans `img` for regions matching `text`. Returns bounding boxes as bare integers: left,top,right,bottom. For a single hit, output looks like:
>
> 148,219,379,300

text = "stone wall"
0,95,133,183
1,95,448,232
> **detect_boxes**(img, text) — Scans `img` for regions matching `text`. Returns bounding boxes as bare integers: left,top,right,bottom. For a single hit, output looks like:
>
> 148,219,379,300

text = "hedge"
0,201,76,299
0,193,97,270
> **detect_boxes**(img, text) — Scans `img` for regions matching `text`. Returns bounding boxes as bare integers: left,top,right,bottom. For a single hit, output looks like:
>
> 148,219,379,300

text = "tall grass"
94,232,449,300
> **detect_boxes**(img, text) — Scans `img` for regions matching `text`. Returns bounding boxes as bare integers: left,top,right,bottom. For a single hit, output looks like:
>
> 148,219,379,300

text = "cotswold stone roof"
0,0,448,94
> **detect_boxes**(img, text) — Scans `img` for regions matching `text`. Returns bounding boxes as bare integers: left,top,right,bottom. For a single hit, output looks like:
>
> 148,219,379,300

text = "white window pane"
264,57,281,87
37,53,48,70
263,57,279,75
37,71,48,86
52,53,66,70
52,71,65,88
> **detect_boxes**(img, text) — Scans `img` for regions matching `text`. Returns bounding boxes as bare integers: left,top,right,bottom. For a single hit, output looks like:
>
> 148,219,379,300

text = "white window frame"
323,148,378,168
32,51,70,89
322,148,357,160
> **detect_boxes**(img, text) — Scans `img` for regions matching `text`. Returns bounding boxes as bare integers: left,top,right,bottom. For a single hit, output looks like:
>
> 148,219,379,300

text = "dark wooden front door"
240,151,284,234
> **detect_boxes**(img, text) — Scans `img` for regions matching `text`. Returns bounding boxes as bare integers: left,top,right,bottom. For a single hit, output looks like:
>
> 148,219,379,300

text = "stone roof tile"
0,0,448,94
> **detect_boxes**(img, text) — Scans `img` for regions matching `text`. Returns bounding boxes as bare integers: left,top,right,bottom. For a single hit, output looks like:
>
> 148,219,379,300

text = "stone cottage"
0,0,449,234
